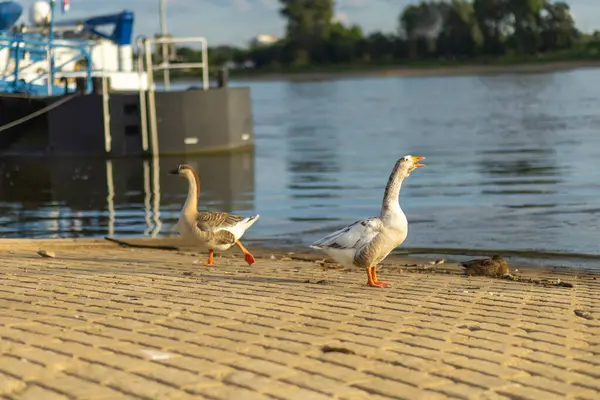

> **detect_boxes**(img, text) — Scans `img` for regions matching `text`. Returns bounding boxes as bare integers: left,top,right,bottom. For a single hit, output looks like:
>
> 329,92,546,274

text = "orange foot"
202,250,215,266
244,252,256,265
367,266,392,288
368,281,391,288
236,241,256,266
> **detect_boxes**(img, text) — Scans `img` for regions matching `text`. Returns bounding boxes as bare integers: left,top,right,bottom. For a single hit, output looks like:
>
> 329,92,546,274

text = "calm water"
2,68,600,266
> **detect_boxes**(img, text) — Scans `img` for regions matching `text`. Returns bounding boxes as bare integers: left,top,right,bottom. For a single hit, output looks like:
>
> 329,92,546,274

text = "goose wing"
196,212,245,231
310,218,384,251
196,212,259,241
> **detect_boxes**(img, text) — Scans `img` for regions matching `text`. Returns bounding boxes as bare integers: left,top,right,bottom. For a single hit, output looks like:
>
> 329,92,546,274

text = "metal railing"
135,35,209,156
0,31,93,96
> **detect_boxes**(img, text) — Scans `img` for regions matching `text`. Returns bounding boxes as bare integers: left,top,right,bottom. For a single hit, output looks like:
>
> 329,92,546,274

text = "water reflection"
285,82,341,185
284,82,342,207
473,73,564,185
0,152,255,238
477,71,555,100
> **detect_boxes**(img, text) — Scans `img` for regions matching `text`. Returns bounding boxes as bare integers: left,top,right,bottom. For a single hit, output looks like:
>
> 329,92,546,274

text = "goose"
310,155,425,288
170,164,259,266
460,255,509,276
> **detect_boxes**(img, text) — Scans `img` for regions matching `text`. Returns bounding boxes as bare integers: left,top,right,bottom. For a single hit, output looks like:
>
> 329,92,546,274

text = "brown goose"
460,255,509,276
310,155,425,288
170,165,259,266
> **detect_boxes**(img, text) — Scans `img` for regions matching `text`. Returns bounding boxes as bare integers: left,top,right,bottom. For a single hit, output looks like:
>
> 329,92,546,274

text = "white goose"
310,155,425,288
170,164,260,266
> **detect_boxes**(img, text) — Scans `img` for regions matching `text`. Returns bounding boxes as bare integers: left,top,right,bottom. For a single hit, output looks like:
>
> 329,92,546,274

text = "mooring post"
217,67,229,88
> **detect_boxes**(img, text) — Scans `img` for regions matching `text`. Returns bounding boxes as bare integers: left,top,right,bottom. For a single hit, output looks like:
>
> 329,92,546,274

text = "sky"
14,0,600,47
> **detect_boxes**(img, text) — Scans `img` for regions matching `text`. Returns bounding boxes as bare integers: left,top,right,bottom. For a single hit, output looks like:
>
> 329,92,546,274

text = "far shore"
226,59,600,82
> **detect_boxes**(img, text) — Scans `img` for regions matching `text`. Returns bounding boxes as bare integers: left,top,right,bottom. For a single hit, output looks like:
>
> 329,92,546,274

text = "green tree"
246,43,286,68
539,1,578,51
364,33,397,62
399,2,445,58
437,0,483,57
473,0,509,54
176,47,202,63
207,46,244,67
505,0,545,54
279,0,335,65
325,22,364,63
172,0,591,74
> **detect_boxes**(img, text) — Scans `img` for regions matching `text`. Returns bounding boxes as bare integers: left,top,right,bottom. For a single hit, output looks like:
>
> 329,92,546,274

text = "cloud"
333,12,350,25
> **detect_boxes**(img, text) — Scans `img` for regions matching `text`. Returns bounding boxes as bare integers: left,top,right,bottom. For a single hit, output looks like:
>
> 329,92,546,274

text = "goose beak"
168,168,179,175
411,156,425,168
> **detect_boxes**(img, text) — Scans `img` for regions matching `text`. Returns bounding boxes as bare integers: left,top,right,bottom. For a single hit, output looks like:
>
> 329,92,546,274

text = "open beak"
411,156,425,168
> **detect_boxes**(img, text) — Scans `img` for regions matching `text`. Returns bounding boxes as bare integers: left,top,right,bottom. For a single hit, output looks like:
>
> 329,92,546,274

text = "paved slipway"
0,238,598,400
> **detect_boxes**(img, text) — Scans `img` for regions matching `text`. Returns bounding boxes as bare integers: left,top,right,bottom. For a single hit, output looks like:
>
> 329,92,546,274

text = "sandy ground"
0,237,598,399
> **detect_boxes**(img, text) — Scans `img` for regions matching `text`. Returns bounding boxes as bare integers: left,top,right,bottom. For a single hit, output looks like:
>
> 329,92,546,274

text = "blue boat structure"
0,0,20,31
0,0,254,156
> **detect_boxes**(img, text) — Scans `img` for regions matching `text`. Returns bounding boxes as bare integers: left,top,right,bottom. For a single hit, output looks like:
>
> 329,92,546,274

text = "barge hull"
0,87,255,157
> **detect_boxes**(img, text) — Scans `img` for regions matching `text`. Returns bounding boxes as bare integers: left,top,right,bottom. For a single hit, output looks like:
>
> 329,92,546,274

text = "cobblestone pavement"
0,238,599,400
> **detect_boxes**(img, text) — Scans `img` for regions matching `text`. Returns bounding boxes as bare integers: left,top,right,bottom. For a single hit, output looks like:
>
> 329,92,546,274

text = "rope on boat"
0,94,79,133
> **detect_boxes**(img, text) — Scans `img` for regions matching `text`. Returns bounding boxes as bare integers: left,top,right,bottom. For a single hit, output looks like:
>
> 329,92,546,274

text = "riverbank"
0,237,598,399
228,59,600,82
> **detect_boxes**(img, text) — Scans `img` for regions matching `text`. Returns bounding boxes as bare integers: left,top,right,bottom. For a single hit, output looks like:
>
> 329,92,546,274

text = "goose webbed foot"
236,240,256,265
367,265,391,288
202,249,215,266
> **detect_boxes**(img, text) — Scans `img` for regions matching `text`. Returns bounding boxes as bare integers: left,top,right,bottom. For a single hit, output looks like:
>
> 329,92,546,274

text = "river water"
2,68,600,267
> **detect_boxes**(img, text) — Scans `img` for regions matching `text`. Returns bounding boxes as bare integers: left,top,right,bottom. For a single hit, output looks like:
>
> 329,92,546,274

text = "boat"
0,0,254,156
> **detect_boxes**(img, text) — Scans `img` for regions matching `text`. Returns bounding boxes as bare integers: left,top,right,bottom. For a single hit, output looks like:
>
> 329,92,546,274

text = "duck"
460,255,509,276
169,164,259,266
310,155,425,288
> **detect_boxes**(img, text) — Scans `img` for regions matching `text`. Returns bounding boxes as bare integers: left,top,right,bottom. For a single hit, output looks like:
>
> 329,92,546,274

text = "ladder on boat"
135,35,209,156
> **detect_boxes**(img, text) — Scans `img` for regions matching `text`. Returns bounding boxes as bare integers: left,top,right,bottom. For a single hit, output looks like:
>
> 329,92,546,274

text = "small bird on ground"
460,255,509,276
310,155,425,288
170,164,259,266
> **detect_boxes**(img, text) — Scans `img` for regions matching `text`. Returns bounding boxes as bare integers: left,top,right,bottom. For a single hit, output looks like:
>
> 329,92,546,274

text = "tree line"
178,0,600,71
